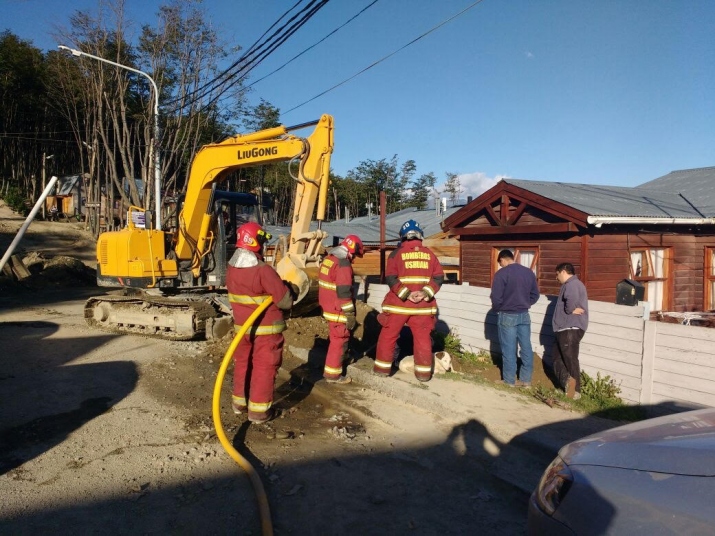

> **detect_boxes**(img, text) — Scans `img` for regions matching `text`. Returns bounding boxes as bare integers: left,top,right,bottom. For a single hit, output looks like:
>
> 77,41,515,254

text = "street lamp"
58,45,162,229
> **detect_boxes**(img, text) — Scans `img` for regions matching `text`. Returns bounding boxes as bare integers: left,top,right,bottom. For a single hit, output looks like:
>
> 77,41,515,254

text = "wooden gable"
442,181,589,236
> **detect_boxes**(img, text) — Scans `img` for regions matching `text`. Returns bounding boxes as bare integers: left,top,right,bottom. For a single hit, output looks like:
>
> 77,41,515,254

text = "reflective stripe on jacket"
226,261,289,336
318,253,355,320
381,239,444,315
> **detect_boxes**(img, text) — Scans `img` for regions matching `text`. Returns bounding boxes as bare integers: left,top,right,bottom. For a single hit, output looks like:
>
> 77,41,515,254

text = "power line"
245,0,380,91
199,0,331,112
199,0,380,121
167,0,330,112
171,0,308,107
283,0,486,114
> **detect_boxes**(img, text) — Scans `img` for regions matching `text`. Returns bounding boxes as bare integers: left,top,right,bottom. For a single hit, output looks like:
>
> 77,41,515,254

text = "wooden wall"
459,230,715,312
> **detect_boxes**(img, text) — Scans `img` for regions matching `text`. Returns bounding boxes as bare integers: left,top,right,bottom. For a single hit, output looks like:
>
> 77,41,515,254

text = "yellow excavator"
84,114,334,340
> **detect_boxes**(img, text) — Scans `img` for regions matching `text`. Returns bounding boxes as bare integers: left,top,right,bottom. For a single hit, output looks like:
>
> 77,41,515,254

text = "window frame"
491,246,540,281
705,247,715,311
628,247,672,311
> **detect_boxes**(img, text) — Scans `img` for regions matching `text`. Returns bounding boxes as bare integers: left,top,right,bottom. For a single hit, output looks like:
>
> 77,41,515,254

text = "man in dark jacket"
490,249,540,387
552,262,589,399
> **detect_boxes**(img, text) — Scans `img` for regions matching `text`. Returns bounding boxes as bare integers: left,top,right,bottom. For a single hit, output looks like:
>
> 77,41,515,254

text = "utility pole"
41,153,54,219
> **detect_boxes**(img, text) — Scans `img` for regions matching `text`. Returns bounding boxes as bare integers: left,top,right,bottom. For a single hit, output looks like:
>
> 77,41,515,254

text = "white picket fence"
366,282,715,411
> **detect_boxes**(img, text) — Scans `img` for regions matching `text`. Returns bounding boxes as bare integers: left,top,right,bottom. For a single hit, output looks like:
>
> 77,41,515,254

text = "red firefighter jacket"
318,253,355,323
382,239,444,315
226,262,291,335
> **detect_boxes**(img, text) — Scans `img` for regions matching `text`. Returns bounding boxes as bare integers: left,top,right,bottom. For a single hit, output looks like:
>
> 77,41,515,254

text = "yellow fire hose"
212,297,274,536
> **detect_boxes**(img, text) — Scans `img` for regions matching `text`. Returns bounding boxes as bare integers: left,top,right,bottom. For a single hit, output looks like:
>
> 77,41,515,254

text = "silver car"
528,407,715,535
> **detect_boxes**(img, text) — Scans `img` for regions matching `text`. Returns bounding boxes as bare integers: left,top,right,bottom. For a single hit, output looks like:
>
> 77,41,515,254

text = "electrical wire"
283,0,486,114
167,0,329,112
198,0,330,113
244,0,380,91
175,0,306,105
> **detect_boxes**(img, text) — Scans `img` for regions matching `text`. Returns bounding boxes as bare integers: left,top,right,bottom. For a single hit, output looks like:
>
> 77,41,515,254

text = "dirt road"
0,202,614,534
0,286,533,535
0,204,526,535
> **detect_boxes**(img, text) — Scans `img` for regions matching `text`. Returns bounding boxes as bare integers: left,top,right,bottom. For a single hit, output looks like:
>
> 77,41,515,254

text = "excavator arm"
175,114,334,280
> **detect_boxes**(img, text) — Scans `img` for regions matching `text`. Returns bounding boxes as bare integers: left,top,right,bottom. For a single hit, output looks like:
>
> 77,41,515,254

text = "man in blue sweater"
552,262,588,399
490,249,540,387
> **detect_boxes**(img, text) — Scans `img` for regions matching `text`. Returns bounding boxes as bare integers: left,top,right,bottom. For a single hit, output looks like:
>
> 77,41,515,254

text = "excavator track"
84,293,222,341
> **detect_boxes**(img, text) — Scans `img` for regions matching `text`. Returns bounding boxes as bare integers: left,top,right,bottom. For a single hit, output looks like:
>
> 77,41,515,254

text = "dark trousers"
552,328,584,393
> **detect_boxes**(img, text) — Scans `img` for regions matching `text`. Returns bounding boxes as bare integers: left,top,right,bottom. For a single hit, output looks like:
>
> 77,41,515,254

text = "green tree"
0,31,66,202
346,155,417,215
409,171,437,210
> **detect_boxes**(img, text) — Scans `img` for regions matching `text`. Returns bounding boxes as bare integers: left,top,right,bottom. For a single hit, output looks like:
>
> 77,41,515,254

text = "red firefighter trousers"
324,321,350,379
375,313,436,381
232,333,283,420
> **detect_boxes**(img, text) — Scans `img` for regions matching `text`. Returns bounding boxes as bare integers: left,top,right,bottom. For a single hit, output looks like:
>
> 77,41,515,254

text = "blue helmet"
399,219,423,241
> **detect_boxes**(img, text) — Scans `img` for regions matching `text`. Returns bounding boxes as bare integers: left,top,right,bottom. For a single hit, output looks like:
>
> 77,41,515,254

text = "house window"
493,247,539,274
630,248,670,311
706,248,715,311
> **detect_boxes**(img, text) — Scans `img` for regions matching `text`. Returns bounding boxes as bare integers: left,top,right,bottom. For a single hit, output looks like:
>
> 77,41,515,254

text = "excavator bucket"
275,256,321,316
276,256,310,303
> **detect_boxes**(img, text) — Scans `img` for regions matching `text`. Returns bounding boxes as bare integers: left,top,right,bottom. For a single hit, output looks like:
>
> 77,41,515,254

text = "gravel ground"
1,201,615,534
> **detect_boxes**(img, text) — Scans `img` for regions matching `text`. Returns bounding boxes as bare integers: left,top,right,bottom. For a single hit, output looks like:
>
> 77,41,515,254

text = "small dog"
398,351,452,375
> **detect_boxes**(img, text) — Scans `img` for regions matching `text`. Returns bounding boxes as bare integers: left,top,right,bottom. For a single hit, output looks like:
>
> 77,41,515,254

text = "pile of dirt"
1,253,96,292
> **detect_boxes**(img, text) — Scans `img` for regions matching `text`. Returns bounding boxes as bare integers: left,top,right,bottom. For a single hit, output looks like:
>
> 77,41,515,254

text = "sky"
3,0,715,198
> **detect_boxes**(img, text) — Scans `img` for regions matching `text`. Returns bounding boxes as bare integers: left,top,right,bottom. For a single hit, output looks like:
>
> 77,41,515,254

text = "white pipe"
587,216,715,226
0,176,59,274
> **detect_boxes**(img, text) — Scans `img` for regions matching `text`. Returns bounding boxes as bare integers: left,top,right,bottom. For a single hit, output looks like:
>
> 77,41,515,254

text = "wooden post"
640,320,657,405
380,191,386,283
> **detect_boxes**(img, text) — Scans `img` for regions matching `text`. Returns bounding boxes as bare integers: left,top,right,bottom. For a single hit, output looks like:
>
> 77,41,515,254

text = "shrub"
577,371,646,421
2,187,30,215
433,330,491,369
580,372,621,403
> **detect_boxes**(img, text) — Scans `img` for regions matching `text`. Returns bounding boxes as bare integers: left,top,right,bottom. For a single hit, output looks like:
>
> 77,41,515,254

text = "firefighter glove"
345,312,357,331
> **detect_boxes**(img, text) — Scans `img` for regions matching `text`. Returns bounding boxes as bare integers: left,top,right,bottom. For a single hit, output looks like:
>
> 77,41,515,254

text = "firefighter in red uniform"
318,234,364,384
374,220,444,381
227,222,294,423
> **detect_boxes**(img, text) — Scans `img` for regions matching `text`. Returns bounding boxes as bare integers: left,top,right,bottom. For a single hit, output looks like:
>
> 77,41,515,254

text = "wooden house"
46,174,86,220
441,167,715,314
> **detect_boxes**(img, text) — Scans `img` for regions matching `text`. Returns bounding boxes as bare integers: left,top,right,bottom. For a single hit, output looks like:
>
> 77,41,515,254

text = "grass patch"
533,373,646,422
433,331,493,373
576,372,647,421
432,331,649,423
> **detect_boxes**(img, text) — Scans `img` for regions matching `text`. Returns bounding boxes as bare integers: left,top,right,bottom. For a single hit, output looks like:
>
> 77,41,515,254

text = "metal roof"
265,205,461,247
505,168,715,218
638,166,715,216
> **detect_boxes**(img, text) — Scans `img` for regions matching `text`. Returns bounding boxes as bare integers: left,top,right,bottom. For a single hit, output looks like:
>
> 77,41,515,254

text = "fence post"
640,320,657,405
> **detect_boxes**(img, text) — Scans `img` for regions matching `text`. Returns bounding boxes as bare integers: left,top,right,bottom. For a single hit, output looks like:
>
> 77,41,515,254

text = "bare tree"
51,0,245,231
443,172,463,206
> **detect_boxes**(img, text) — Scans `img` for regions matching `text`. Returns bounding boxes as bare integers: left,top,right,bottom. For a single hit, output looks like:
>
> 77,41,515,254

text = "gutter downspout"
587,216,715,227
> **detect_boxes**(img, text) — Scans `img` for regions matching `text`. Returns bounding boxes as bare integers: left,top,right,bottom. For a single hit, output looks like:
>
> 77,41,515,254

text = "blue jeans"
497,311,533,385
